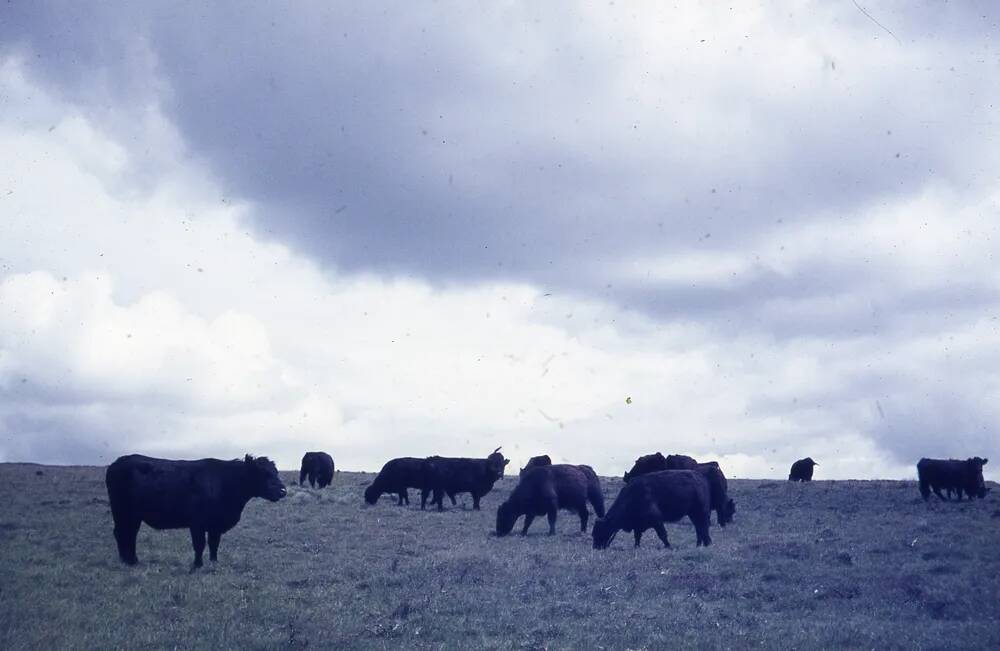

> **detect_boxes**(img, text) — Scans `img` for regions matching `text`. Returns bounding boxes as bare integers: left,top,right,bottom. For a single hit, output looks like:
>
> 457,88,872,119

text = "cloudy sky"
1,2,997,479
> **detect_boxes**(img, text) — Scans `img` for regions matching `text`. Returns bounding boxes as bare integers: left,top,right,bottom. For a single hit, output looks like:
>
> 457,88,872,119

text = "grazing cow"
917,457,989,501
105,454,286,569
364,457,437,508
593,470,712,550
788,458,818,482
696,462,736,526
422,447,510,511
299,451,335,488
519,454,553,477
496,465,600,536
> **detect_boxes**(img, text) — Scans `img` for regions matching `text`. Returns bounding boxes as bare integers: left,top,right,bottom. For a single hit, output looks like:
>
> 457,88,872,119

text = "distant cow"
788,458,818,482
623,452,700,482
497,464,605,536
299,451,335,488
917,457,989,501
696,462,736,526
519,454,552,477
364,457,437,508
106,454,286,569
593,470,712,550
423,447,510,511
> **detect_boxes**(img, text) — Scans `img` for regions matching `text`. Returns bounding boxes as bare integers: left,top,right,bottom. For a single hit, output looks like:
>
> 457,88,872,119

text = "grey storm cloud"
4,2,997,305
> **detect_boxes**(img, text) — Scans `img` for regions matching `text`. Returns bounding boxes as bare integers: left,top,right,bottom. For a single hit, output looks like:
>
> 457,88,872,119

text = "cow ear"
983,458,989,465
504,459,510,466
493,446,502,454
244,454,254,464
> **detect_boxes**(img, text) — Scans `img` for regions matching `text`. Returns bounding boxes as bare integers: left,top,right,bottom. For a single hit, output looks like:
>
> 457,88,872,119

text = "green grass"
1,464,998,650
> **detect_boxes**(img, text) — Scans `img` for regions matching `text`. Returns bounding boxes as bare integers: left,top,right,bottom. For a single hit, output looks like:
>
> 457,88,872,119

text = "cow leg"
633,529,643,547
309,475,316,488
692,512,712,547
190,528,206,570
521,514,535,535
473,493,481,511
207,530,222,562
932,485,946,501
649,522,669,549
449,492,457,506
299,468,307,486
420,487,429,510
547,507,558,535
114,517,141,565
578,505,589,533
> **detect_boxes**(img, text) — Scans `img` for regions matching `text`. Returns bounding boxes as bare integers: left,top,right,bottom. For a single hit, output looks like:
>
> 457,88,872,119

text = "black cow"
497,464,604,536
519,454,553,477
666,454,700,470
623,452,700,482
917,457,989,501
364,457,437,508
788,457,818,482
593,470,712,549
696,462,736,526
105,454,286,569
422,447,510,511
299,451,335,488
623,452,666,482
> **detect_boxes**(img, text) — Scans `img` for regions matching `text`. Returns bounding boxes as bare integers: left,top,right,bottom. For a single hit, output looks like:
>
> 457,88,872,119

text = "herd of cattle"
103,450,990,569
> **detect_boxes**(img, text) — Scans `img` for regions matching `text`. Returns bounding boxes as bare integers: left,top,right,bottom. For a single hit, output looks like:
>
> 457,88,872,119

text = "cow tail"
588,481,606,518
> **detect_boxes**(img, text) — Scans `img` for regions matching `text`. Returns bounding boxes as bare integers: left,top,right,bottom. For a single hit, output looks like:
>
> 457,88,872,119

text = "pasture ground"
1,463,998,650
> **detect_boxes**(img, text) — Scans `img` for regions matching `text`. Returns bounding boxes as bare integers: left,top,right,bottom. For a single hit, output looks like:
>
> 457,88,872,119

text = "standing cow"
917,457,988,501
422,447,510,511
788,458,819,482
106,454,286,569
593,470,712,549
299,451,335,488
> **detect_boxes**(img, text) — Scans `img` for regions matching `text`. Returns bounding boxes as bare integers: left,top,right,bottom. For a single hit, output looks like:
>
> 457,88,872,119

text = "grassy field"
1,463,998,650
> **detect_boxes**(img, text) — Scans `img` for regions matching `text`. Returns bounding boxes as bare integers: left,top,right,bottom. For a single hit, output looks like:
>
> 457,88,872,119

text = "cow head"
487,447,510,478
805,458,819,466
592,517,617,549
245,455,286,501
723,498,737,525
363,484,380,505
968,457,989,499
496,502,517,536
